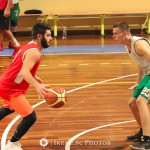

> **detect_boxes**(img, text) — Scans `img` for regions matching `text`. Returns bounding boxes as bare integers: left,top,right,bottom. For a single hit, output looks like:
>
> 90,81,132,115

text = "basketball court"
0,35,147,150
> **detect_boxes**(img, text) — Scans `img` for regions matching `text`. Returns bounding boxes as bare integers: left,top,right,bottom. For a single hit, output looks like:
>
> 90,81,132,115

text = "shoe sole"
129,144,145,150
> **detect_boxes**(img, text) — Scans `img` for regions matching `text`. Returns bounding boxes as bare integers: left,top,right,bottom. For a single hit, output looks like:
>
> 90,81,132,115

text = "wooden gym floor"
0,34,149,150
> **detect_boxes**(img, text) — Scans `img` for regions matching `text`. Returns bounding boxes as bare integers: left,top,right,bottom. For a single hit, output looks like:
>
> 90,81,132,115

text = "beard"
41,37,49,48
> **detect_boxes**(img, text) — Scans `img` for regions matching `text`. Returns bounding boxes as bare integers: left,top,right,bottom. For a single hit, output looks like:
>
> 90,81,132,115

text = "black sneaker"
126,129,143,142
130,140,150,150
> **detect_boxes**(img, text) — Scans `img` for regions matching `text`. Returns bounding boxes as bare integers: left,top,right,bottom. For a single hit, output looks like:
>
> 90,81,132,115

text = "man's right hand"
35,84,49,99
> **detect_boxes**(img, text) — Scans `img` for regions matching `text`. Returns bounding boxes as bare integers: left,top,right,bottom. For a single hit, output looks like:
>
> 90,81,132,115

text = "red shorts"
3,95,33,117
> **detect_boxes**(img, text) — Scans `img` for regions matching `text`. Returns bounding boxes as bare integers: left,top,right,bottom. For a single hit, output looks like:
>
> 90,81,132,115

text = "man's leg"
128,97,142,127
130,95,150,149
0,107,14,120
137,96,150,136
4,30,20,47
126,97,143,142
0,31,4,50
5,95,36,150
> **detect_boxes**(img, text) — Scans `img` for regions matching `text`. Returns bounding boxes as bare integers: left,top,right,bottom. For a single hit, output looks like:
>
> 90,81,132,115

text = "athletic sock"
10,136,19,142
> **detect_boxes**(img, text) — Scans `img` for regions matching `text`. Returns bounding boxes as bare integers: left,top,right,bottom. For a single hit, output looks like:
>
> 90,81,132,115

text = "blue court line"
0,44,126,56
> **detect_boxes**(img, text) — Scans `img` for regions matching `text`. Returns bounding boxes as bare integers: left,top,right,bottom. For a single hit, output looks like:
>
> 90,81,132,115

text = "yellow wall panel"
20,0,150,15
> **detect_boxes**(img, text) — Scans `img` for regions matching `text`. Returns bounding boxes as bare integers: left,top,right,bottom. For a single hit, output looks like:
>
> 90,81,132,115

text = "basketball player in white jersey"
113,22,150,150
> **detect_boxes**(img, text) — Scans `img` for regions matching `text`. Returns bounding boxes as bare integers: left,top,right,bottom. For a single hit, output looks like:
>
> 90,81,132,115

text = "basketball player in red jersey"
0,23,52,150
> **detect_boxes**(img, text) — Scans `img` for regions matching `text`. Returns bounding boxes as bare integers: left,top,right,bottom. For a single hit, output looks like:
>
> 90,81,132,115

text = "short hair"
113,22,130,33
32,23,51,39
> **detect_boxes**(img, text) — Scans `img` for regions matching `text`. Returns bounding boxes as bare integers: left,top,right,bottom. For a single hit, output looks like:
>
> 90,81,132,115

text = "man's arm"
135,40,150,62
136,66,144,84
4,0,12,17
20,49,48,98
129,65,143,90
34,75,43,84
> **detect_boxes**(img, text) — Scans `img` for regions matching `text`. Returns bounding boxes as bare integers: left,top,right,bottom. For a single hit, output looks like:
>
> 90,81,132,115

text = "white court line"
65,120,135,150
1,73,137,150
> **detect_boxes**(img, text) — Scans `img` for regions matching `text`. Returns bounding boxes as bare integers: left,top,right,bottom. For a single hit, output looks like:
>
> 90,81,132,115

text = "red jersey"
0,41,41,100
0,0,13,10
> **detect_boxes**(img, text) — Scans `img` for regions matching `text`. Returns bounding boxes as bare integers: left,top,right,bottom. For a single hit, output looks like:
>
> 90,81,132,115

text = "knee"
128,98,136,108
24,111,37,125
30,111,37,123
136,97,145,106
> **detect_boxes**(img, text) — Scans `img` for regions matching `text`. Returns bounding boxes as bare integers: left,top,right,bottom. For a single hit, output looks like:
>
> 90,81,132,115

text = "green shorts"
133,75,150,101
10,3,20,21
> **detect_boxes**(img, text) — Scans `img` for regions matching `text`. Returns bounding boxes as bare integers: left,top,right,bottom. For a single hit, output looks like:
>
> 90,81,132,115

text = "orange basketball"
45,86,66,108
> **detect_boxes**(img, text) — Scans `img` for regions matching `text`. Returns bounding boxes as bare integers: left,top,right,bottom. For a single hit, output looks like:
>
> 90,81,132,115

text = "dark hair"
113,22,130,33
32,23,51,39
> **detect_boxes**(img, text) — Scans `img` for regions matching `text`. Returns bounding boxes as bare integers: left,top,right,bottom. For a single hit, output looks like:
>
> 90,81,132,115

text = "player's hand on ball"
36,84,49,99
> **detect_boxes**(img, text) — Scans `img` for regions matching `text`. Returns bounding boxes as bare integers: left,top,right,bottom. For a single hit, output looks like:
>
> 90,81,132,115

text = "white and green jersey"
10,2,20,21
13,0,19,4
126,36,150,75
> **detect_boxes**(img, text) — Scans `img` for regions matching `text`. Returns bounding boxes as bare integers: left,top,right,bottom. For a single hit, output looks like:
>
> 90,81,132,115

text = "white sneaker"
5,140,22,150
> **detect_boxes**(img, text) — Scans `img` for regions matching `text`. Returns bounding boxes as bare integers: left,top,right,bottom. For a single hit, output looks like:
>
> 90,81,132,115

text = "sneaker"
11,45,22,58
130,140,150,150
0,45,3,51
126,129,143,142
5,140,22,150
